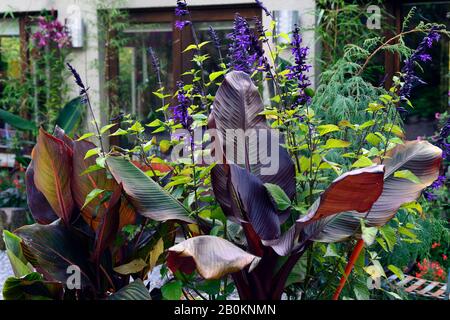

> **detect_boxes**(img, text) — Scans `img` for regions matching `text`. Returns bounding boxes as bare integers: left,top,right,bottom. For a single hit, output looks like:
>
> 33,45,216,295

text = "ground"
0,250,13,299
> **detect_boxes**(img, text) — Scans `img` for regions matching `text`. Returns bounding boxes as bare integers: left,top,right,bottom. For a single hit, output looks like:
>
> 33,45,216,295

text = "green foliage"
3,1,448,302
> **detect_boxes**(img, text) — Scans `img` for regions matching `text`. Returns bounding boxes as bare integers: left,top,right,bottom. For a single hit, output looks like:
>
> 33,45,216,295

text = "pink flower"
431,242,440,249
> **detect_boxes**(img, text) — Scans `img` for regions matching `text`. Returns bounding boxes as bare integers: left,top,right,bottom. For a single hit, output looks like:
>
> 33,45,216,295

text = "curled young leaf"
167,235,261,279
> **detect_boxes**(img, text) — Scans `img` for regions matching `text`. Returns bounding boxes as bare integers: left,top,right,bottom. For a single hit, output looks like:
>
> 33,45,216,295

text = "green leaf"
107,279,151,300
113,258,147,275
380,225,396,251
0,108,37,132
129,121,145,133
159,140,171,153
394,170,421,184
388,264,404,280
109,128,128,136
360,220,378,246
366,133,382,146
165,176,192,189
152,126,166,134
196,280,221,295
383,123,404,137
398,226,416,239
15,220,93,289
146,119,164,127
359,120,375,130
76,132,95,141
100,124,116,135
317,124,340,136
351,156,374,168
161,280,183,300
323,139,351,149
81,164,104,176
2,273,63,300
3,230,32,277
84,147,100,159
106,156,194,223
264,183,291,210
82,188,105,209
209,70,225,82
153,92,171,99
183,41,210,53
55,97,84,135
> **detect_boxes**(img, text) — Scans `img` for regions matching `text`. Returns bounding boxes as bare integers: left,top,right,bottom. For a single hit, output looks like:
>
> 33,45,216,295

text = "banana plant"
0,97,84,135
166,71,442,300
3,126,193,300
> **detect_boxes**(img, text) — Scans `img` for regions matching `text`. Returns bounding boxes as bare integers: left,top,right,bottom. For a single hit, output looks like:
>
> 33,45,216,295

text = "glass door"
401,2,450,139
0,18,21,148
118,22,173,120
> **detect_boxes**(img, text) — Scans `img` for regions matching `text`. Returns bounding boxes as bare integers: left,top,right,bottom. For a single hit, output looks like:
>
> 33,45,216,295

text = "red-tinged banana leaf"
307,140,442,243
132,160,173,173
228,164,281,241
15,220,94,289
211,164,234,218
72,139,117,229
107,279,151,300
167,235,261,280
32,128,75,224
92,185,122,265
53,125,74,150
25,162,58,224
263,165,385,256
2,272,64,300
118,197,137,231
106,156,194,223
298,165,385,225
210,71,296,200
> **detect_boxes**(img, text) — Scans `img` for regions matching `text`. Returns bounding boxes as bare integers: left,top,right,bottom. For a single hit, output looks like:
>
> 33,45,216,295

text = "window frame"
106,4,262,113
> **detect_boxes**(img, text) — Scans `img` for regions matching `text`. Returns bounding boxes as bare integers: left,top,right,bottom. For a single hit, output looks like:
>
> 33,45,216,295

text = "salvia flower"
175,0,191,30
399,27,442,103
287,25,312,106
66,63,86,96
227,14,265,74
208,26,221,49
435,117,450,159
148,47,160,72
255,0,272,18
423,175,446,201
252,17,271,73
171,81,192,130
175,20,191,30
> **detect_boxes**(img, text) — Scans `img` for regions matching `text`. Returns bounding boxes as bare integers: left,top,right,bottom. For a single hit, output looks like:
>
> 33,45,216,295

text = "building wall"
0,0,316,126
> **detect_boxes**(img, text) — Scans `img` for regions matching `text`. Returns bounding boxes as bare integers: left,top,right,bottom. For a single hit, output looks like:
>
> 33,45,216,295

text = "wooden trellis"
388,274,449,300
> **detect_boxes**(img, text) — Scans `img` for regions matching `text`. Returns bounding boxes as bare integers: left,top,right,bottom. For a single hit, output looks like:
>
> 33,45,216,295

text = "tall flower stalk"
227,14,265,74
66,63,105,154
397,26,442,114
208,26,224,65
287,25,312,107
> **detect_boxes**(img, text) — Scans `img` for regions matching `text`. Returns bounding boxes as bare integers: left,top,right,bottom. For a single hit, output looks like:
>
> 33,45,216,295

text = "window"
0,17,21,148
111,5,262,121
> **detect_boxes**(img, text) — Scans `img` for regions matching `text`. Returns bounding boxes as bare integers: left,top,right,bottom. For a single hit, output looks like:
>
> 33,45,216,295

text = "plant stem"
332,238,365,300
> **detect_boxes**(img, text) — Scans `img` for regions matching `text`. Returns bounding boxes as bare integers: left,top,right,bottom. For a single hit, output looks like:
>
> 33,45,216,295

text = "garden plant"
1,0,449,301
